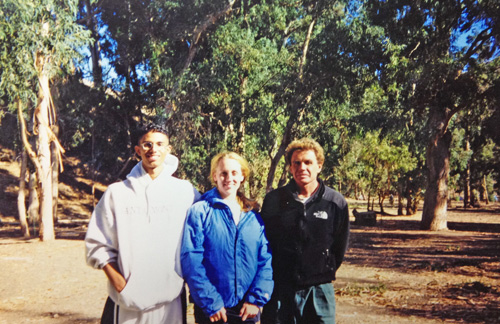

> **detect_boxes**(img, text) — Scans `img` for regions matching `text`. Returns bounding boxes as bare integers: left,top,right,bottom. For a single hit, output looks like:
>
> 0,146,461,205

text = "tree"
337,132,417,213
0,0,91,240
365,0,500,230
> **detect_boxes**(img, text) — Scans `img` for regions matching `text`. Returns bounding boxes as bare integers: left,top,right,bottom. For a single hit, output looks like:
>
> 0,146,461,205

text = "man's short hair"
133,123,169,145
285,138,325,166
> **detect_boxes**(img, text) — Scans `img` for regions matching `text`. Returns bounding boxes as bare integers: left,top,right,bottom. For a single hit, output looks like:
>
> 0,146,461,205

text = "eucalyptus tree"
72,0,242,185
168,0,380,193
0,0,91,240
257,0,358,192
137,0,335,192
153,0,392,197
365,0,500,230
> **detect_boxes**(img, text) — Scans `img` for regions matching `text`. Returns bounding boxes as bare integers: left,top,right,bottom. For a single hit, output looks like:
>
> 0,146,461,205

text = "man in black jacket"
261,138,350,324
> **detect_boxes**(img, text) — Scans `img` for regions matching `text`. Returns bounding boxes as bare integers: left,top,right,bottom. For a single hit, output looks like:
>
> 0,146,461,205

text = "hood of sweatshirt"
126,154,179,188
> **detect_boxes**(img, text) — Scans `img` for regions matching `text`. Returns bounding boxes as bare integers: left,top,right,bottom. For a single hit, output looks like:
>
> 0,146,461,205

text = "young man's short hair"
285,138,325,166
132,123,169,145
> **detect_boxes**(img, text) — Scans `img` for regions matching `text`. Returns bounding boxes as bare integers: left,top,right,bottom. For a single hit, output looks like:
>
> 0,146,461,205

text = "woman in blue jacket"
181,151,273,324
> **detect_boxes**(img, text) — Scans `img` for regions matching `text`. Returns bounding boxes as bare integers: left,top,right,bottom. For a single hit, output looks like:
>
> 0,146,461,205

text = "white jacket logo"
314,211,328,219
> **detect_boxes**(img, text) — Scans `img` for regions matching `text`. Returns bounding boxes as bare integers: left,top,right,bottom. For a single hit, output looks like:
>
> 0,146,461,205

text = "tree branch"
17,98,43,180
463,27,491,61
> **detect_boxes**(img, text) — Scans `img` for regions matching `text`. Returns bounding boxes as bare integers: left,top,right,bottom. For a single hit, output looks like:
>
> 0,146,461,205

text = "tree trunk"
84,0,102,87
17,98,40,232
463,125,471,208
36,105,55,241
421,115,451,230
397,183,404,216
277,162,288,189
161,0,236,113
236,75,248,152
35,55,55,241
378,192,385,214
481,175,489,204
469,167,475,208
405,183,414,215
265,18,316,193
28,171,39,229
51,130,59,224
469,161,476,208
17,149,30,237
266,137,289,193
17,95,57,240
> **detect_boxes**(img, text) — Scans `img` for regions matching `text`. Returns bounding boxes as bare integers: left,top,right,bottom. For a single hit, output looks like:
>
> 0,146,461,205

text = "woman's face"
212,157,244,199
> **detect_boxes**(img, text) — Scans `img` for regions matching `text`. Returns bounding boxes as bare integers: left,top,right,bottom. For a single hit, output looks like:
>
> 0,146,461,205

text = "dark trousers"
101,290,188,324
100,297,118,324
261,283,335,324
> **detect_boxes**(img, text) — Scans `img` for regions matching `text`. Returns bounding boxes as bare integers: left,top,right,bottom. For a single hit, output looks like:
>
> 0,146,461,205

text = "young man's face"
134,131,171,175
289,149,322,189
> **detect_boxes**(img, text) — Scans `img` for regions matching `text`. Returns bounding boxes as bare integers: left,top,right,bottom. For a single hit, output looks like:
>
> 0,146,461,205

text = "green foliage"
0,0,91,107
337,131,417,200
2,0,498,209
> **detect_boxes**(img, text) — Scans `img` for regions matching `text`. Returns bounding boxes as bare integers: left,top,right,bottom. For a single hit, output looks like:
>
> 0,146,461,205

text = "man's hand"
240,302,259,321
103,263,126,293
210,307,227,323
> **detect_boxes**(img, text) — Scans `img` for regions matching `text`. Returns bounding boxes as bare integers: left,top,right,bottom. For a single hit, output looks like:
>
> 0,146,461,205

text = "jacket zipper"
227,204,239,300
234,228,239,299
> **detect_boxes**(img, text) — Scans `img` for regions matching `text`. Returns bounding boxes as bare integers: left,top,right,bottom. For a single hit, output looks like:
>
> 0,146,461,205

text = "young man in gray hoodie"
85,124,200,324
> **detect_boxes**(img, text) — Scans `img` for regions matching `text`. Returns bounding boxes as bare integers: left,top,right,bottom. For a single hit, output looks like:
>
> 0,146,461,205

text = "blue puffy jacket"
181,188,274,317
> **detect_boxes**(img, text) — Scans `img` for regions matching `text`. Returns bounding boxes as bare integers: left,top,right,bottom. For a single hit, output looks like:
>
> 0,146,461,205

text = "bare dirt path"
1,205,499,324
0,238,105,324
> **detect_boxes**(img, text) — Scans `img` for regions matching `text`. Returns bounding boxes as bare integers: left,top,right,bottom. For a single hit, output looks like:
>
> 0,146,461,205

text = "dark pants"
194,302,260,324
101,290,188,324
261,283,336,324
100,297,118,324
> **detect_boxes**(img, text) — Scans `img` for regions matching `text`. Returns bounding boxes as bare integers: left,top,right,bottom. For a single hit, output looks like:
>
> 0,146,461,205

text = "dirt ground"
1,147,499,324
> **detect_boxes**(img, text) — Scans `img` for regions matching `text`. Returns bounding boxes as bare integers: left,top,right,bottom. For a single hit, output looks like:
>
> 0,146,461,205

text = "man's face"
289,149,322,189
134,131,171,175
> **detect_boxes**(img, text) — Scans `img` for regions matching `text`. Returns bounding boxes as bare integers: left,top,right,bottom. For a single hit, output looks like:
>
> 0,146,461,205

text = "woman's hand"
240,302,259,321
210,307,227,323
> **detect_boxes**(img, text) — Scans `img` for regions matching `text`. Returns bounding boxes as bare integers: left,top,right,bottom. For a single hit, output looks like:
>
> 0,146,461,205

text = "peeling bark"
17,149,30,237
421,111,451,230
28,171,39,229
51,127,59,224
35,86,55,241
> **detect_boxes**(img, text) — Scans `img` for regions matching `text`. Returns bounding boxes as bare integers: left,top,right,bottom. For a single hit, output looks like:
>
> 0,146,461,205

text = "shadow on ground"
391,280,500,324
346,211,500,323
347,220,500,277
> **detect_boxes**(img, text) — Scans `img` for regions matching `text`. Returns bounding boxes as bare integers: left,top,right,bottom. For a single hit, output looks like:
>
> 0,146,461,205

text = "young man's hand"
103,263,126,293
210,307,227,323
240,302,259,321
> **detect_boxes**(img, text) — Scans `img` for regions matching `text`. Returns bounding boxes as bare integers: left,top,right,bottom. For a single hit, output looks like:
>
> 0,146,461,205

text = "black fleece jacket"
261,179,350,289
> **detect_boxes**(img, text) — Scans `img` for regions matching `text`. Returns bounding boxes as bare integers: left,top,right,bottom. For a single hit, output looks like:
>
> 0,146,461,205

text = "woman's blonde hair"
210,151,259,212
